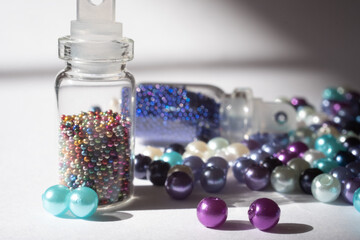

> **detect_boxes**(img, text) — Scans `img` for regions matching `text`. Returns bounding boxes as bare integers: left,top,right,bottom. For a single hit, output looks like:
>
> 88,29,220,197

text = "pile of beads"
58,110,132,205
42,185,98,218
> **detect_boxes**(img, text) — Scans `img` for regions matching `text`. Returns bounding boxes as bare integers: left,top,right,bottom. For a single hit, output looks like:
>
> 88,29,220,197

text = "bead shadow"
122,175,318,211
216,220,254,231
86,212,133,222
266,223,314,234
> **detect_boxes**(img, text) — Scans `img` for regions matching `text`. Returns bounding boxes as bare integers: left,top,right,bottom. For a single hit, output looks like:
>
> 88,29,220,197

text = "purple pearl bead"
197,197,228,228
232,157,256,183
165,172,193,200
244,165,270,191
241,139,261,151
287,141,309,157
346,161,360,175
274,149,298,165
248,198,281,231
342,178,360,204
330,166,356,183
290,97,308,109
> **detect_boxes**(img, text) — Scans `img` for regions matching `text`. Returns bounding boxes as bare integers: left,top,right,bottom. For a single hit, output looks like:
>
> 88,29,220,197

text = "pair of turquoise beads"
42,185,98,218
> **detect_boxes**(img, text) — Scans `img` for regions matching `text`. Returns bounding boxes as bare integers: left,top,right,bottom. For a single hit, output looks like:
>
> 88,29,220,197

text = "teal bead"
322,87,345,101
67,187,98,218
312,157,339,173
161,151,183,167
42,185,70,216
315,134,345,158
311,173,341,202
353,188,360,212
207,137,229,151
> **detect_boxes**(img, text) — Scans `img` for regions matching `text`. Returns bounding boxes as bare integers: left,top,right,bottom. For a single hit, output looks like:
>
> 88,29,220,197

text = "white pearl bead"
185,140,208,154
296,106,315,123
317,125,340,138
287,157,310,174
311,173,341,202
303,149,326,166
207,137,230,151
226,143,250,158
271,166,298,193
182,151,204,159
305,113,328,126
142,146,163,160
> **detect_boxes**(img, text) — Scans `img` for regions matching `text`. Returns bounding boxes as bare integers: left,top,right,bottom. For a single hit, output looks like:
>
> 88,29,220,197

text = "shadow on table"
120,177,317,211
57,211,133,222
267,223,313,234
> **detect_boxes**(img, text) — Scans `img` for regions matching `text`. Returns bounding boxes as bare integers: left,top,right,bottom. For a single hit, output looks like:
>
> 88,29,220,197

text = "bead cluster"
58,110,132,205
136,84,220,143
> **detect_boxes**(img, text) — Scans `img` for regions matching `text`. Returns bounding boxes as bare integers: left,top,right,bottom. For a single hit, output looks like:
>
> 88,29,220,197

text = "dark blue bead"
164,143,185,155
205,157,229,174
200,166,226,193
334,151,357,166
244,165,270,191
300,168,323,194
330,166,356,183
165,172,193,200
343,137,360,149
345,161,360,175
260,156,283,173
183,156,204,182
232,157,256,183
146,160,171,186
91,106,102,113
134,154,152,179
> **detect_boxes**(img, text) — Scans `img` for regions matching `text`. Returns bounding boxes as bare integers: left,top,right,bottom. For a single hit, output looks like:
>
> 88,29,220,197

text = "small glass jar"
55,0,135,210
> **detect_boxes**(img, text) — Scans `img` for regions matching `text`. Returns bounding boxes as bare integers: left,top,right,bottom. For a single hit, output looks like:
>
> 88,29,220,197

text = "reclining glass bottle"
55,0,135,210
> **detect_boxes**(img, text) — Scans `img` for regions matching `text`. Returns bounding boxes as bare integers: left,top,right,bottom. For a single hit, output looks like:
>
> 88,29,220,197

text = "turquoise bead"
312,157,339,173
161,151,183,167
311,173,341,202
322,87,345,101
315,134,345,158
353,188,360,212
42,185,70,216
67,187,98,218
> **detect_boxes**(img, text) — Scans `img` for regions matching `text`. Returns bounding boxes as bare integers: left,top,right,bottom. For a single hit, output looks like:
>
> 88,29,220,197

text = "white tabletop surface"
1,69,360,240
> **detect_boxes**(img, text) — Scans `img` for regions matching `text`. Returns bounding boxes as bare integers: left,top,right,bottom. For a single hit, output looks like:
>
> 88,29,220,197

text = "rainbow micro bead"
58,110,132,206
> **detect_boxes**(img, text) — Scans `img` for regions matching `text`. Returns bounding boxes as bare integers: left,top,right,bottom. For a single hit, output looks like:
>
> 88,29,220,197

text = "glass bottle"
55,0,135,210
136,83,296,145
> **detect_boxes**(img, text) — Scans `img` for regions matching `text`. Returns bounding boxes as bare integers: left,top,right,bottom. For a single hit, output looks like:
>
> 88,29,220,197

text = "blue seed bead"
42,185,70,216
312,157,339,173
161,151,183,167
67,187,98,218
353,187,360,212
311,173,341,203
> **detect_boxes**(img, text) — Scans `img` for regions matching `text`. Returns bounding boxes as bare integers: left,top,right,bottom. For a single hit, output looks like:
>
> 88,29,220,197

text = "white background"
1,0,360,239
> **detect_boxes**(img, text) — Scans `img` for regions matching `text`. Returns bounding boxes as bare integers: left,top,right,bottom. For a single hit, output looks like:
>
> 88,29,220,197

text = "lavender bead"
287,141,309,157
165,172,193,200
232,157,256,183
250,149,271,163
274,149,298,165
342,178,360,204
329,166,356,183
244,165,270,191
248,198,281,231
197,197,228,228
183,156,204,181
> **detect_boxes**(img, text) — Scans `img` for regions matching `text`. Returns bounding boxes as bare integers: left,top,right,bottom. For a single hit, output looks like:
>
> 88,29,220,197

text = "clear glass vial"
55,0,135,210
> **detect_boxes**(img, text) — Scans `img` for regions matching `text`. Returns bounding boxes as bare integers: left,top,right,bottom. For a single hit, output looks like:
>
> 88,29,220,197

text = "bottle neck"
64,61,128,78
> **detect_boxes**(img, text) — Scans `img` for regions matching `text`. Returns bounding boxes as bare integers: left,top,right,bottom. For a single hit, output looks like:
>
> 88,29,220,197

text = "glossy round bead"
168,165,194,181
349,146,360,159
164,143,185,155
303,149,326,166
312,157,339,173
296,106,316,122
346,161,360,175
205,156,229,173
226,143,250,157
182,151,204,159
134,154,152,179
271,166,298,193
353,188,360,212
334,150,356,166
200,166,227,193
183,156,204,181
287,157,310,174
42,185,70,216
315,134,337,152
186,140,209,154
244,165,270,191
197,197,228,228
299,168,323,194
290,97,308,109
274,149,298,165
241,139,261,151
250,149,271,163
329,166,356,183
146,160,171,186
262,141,282,155
343,137,360,149
289,127,316,148
260,156,283,173
311,173,341,203
342,178,360,204
165,172,193,200
305,112,328,126
67,187,98,218
207,137,229,151
322,87,345,101
143,146,163,160
317,124,340,138
287,141,309,157
161,151,183,167
248,198,281,231
232,157,256,183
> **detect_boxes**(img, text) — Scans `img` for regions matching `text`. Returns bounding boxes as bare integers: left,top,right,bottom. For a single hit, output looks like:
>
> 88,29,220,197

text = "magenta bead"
274,149,298,164
197,197,228,228
248,198,281,231
287,141,309,157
